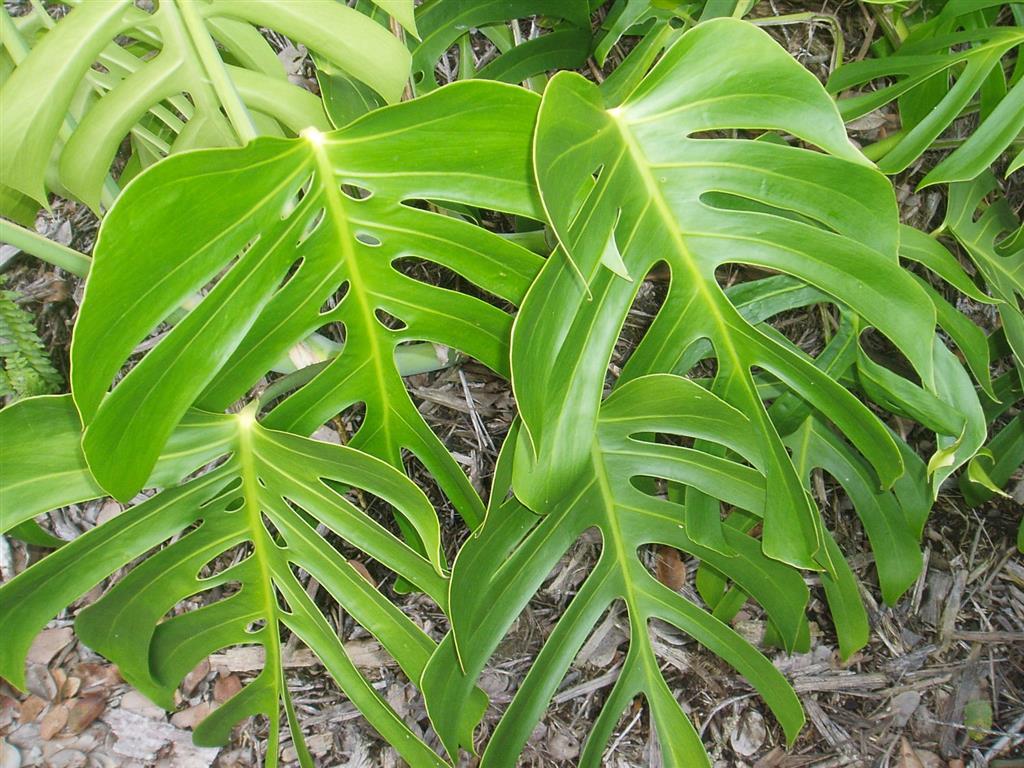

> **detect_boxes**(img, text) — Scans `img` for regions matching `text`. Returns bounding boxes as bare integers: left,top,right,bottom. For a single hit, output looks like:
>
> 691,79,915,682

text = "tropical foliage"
1,0,1020,766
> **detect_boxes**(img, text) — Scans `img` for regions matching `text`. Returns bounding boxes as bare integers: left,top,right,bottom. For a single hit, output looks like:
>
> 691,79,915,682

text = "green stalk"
0,221,91,278
861,130,903,162
751,13,844,70
0,8,32,63
173,1,257,143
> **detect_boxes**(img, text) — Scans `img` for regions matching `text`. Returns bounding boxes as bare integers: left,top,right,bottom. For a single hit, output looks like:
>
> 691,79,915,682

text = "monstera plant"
0,1,1019,766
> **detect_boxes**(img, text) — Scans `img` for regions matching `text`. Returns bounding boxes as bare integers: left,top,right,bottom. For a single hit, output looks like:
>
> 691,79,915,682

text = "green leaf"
960,370,1024,506
71,82,543,527
0,395,101,527
411,0,591,93
944,173,1024,384
0,402,449,767
828,4,1024,180
964,699,994,741
786,416,924,607
593,0,685,67
423,375,806,766
0,394,237,535
1,0,409,210
516,18,936,571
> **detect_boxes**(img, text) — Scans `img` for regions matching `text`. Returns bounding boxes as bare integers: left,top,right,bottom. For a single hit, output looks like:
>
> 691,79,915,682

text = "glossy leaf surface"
515,18,936,571
0,0,408,210
828,0,1024,181
424,376,806,767
72,82,543,524
0,397,448,767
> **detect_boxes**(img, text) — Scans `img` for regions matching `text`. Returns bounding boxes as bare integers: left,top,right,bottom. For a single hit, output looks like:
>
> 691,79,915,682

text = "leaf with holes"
0,395,453,767
828,0,1024,182
513,18,937,572
677,277,929,625
0,0,413,212
422,376,807,766
71,81,543,531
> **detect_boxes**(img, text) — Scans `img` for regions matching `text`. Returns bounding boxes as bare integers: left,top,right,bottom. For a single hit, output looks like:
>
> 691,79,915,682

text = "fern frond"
0,280,62,399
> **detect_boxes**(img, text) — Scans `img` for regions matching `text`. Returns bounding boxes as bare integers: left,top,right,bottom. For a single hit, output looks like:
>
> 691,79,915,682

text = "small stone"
0,738,21,768
730,709,766,757
45,749,88,768
528,721,547,744
546,729,580,761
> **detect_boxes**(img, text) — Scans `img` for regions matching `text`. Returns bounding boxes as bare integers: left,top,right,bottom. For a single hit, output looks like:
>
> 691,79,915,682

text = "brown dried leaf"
655,545,686,591
181,659,210,698
348,559,376,587
51,668,67,698
39,702,69,740
897,737,926,768
24,665,57,701
170,702,212,730
71,662,121,693
66,695,105,734
61,676,81,701
18,696,46,725
213,674,242,704
26,628,74,666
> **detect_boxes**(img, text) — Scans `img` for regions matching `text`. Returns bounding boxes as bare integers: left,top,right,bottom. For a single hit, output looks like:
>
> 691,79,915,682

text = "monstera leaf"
0,0,413,211
71,82,544,528
513,18,937,572
828,0,1024,182
411,0,591,93
691,279,933,613
420,20,959,766
423,378,807,765
0,395,451,767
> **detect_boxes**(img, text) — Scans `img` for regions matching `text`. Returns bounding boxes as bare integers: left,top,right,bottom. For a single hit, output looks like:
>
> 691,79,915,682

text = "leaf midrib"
313,138,394,452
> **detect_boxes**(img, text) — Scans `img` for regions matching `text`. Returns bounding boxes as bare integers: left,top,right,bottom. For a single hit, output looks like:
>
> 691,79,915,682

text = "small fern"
0,280,61,399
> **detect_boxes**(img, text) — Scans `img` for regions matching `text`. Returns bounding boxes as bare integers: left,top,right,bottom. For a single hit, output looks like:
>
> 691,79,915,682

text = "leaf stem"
174,0,257,144
861,130,903,161
750,12,844,70
0,8,32,63
0,220,91,278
